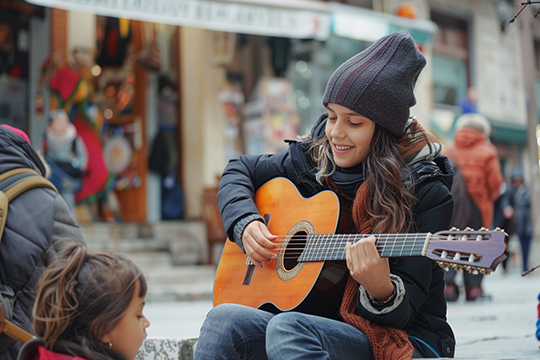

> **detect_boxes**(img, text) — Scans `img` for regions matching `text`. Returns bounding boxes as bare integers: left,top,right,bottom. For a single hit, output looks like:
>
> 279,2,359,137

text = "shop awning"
25,0,331,40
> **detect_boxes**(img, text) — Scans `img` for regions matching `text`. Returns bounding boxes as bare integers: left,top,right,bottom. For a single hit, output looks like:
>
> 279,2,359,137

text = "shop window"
286,36,368,133
0,12,29,131
535,39,540,122
431,11,470,107
534,38,540,77
95,16,136,119
432,54,467,106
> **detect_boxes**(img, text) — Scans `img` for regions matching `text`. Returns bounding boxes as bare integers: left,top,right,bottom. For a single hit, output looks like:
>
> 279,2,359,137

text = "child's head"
33,240,150,360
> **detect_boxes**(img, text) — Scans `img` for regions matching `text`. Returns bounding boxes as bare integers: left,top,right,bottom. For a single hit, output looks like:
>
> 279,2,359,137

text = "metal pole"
515,0,540,271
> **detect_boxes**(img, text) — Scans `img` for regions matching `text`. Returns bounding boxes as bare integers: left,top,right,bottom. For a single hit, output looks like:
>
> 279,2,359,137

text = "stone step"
124,251,174,269
77,222,220,302
143,265,216,302
79,221,211,266
142,264,216,283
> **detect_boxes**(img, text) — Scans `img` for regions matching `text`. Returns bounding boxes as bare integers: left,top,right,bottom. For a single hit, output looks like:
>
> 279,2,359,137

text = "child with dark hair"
17,240,150,360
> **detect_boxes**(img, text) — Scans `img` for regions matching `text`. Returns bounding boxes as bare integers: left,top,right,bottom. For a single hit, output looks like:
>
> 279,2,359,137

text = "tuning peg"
464,227,473,231
451,264,464,272
479,227,488,231
437,261,450,271
450,227,460,231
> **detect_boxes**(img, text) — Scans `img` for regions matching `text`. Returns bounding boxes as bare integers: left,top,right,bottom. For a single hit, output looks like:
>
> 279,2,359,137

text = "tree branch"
509,1,540,23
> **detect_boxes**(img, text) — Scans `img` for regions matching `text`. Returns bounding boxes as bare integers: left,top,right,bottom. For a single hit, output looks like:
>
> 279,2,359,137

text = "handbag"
54,160,83,178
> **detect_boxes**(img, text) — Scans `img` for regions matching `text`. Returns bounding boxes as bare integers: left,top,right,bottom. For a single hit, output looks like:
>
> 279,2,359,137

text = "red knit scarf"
330,119,442,360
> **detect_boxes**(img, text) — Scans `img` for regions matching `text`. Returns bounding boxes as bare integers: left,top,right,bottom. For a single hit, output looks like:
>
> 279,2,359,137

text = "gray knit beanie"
322,31,426,137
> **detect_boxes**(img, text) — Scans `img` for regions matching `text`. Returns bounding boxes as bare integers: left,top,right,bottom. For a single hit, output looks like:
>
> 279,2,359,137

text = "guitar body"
213,178,348,317
213,178,509,316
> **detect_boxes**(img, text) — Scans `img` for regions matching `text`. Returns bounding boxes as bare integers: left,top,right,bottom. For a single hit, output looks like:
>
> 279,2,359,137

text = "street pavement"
445,266,540,359
142,263,540,359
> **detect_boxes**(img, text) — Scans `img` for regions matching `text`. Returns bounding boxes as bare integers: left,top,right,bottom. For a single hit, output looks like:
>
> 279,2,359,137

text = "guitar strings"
236,234,483,261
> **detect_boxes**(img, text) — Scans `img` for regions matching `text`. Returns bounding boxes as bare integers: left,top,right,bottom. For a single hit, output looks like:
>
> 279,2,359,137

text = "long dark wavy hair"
33,239,147,360
308,123,416,234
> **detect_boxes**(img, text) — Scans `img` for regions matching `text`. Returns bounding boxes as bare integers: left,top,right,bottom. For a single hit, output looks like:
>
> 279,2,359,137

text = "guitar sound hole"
283,230,308,271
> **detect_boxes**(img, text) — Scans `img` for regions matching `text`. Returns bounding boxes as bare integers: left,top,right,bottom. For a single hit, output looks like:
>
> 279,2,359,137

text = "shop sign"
25,0,330,40
330,3,436,44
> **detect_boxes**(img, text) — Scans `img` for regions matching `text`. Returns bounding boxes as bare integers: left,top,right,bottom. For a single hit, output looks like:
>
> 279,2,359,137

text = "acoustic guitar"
213,177,508,317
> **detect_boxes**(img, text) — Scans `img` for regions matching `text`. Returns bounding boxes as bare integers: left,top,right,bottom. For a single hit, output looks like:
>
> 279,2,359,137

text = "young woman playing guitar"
194,31,456,359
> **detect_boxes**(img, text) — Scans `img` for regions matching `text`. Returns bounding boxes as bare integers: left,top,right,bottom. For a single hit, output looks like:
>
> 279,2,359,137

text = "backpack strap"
0,192,6,251
0,304,33,344
0,168,39,182
0,168,58,241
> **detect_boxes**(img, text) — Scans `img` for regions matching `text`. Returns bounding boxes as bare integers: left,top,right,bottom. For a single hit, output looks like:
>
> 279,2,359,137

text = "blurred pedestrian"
17,239,150,360
41,109,88,217
0,125,85,360
502,167,532,273
459,86,478,114
443,113,504,301
493,181,514,272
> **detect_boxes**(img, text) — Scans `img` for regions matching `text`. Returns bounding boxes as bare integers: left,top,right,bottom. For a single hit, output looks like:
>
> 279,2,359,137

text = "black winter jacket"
0,127,85,360
217,115,456,358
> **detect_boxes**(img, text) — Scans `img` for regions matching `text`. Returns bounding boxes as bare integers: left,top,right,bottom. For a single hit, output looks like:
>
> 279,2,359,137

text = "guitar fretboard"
297,233,431,262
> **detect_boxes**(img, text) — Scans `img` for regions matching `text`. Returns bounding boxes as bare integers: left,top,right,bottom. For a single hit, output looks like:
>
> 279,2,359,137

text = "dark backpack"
450,163,483,229
0,168,58,344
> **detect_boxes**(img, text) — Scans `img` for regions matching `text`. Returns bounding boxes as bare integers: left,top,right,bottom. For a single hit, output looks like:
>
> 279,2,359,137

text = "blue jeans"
194,304,423,360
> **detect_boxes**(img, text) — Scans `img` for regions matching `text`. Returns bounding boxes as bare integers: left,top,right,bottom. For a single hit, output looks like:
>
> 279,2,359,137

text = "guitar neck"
297,233,431,262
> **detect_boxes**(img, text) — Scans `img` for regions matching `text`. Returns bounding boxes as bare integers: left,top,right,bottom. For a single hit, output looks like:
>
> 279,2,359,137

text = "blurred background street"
140,256,540,359
5,0,540,358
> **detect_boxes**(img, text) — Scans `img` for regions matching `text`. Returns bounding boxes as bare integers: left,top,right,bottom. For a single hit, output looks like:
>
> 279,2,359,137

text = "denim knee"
205,304,245,324
267,312,307,339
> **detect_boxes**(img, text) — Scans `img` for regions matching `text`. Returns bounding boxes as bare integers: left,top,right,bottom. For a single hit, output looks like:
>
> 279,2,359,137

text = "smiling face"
325,103,375,168
101,280,150,360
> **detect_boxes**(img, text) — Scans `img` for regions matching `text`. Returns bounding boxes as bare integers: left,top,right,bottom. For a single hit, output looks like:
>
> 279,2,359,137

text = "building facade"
3,0,537,226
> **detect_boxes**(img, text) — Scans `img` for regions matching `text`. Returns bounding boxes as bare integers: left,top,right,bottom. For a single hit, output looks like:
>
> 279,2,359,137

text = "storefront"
23,0,332,222
18,0,442,223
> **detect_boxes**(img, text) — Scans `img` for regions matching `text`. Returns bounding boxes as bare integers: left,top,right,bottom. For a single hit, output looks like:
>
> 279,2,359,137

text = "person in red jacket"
443,112,504,301
17,239,150,360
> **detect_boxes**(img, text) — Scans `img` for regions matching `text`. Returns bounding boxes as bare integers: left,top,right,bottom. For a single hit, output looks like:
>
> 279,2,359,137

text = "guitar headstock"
426,227,508,275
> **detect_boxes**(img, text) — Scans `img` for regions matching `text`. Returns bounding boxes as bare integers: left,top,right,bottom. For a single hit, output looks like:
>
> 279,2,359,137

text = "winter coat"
445,128,503,228
17,338,123,360
17,339,84,360
0,127,85,360
503,183,532,239
217,114,456,358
